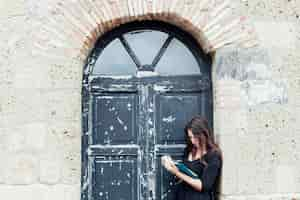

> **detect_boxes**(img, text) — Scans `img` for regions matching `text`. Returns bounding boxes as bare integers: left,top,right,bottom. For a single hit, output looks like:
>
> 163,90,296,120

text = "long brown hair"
184,115,222,161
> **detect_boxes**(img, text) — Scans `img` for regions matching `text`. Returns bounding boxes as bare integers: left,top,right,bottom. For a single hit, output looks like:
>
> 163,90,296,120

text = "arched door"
81,21,212,200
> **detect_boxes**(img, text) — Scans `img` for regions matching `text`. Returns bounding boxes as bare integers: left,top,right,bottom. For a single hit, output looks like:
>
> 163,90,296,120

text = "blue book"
175,163,199,179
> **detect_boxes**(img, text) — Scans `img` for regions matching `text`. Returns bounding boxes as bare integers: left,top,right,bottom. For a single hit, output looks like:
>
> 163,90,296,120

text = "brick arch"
34,0,258,62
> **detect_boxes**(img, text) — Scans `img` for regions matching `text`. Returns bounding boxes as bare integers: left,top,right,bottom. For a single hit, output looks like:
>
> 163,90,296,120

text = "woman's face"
187,129,200,148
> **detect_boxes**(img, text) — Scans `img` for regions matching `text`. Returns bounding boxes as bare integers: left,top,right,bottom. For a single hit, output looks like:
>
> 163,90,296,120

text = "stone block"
13,63,51,89
220,158,238,195
13,89,47,123
4,153,39,185
0,113,17,129
0,185,49,200
240,79,288,106
43,90,81,122
47,121,81,142
237,164,275,195
273,133,299,165
236,134,267,165
0,128,8,150
214,107,247,135
276,165,297,193
0,151,7,184
24,122,47,151
254,21,297,50
0,0,26,19
218,134,239,163
39,152,62,184
60,150,81,185
213,47,270,81
0,63,14,87
0,87,16,115
0,184,80,200
213,46,288,107
221,194,300,200
47,59,83,90
47,184,80,200
287,77,300,107
241,0,300,21
4,122,47,153
6,126,26,153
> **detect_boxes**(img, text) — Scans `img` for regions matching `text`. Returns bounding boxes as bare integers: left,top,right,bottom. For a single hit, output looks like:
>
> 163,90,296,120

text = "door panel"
89,90,141,200
155,93,202,144
92,156,138,200
92,93,138,145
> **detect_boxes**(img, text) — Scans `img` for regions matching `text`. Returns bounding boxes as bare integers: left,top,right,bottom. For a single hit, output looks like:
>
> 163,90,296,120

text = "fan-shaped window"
155,38,200,75
86,22,210,77
93,39,137,75
123,30,169,66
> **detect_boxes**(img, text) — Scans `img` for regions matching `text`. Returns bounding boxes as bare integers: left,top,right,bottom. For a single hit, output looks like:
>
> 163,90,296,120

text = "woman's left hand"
167,162,180,176
161,156,180,175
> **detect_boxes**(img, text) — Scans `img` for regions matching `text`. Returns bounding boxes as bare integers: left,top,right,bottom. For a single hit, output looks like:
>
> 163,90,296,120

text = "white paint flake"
100,96,114,99
118,150,124,154
117,117,124,125
99,75,133,79
109,107,116,112
149,129,154,136
162,115,176,123
109,125,114,131
136,71,158,77
104,138,111,144
153,84,174,92
148,118,153,125
89,144,139,148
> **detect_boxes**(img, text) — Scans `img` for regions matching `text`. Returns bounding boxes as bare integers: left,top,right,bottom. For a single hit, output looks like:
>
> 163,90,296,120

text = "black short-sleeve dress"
174,149,222,200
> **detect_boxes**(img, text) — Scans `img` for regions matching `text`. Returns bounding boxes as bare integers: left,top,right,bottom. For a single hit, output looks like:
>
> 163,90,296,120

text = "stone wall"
0,0,299,199
213,1,300,199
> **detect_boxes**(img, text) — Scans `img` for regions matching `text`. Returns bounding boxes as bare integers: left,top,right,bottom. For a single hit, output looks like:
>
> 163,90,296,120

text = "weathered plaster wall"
0,1,82,199
213,0,300,199
0,0,299,200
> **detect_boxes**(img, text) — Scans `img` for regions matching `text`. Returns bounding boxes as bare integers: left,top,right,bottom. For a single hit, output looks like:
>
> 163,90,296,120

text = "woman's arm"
163,160,203,192
173,168,203,192
163,152,222,192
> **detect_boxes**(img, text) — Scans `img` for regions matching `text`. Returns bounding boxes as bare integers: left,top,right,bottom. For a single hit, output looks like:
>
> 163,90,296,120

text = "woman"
162,115,223,200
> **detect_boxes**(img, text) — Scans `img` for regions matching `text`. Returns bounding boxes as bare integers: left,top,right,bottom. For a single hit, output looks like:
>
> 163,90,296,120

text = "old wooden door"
81,21,212,200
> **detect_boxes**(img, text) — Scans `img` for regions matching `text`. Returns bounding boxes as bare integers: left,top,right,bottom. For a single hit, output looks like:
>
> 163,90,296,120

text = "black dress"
175,149,222,200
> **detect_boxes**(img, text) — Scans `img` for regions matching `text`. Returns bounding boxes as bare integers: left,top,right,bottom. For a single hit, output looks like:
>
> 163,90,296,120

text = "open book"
174,162,199,179
161,155,199,179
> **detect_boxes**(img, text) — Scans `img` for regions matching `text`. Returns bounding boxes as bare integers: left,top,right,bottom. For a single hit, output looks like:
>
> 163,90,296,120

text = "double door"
81,75,212,200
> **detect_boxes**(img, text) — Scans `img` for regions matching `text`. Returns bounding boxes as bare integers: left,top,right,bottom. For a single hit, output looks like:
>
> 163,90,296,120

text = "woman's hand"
161,156,180,175
161,155,203,191
166,161,180,176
